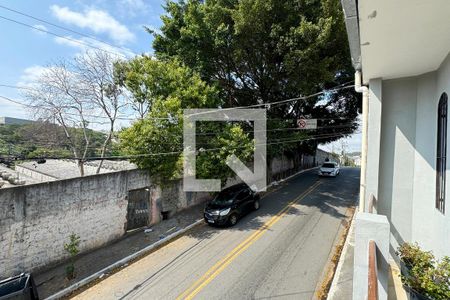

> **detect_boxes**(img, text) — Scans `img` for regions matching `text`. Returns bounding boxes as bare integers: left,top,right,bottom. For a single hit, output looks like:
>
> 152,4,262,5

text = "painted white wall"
365,78,382,210
372,52,450,259
378,77,416,255
412,54,450,259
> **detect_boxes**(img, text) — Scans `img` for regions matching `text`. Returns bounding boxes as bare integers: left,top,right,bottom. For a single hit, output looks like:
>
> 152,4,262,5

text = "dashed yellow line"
176,180,322,300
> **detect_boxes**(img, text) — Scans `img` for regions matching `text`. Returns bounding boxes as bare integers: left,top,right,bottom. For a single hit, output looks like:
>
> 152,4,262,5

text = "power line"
1,128,357,151
0,83,357,124
0,15,130,58
90,131,361,160
0,93,357,135
1,131,359,161
184,82,355,117
0,4,135,55
0,83,355,121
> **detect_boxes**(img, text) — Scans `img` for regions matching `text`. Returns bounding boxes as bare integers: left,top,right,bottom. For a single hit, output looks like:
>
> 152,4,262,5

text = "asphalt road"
73,167,359,300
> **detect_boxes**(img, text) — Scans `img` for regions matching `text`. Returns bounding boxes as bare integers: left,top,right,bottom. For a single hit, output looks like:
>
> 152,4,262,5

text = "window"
236,189,250,201
436,93,448,214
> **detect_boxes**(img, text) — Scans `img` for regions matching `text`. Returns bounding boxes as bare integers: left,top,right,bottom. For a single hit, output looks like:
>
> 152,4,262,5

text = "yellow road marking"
176,180,322,300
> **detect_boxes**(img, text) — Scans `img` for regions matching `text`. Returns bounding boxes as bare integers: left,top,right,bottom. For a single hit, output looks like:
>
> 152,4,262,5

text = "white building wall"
378,78,416,255
410,55,450,259
411,72,440,255
365,78,382,211
374,53,450,259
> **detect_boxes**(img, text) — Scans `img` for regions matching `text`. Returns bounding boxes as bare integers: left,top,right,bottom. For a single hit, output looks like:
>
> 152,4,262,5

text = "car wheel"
253,200,260,210
228,214,238,226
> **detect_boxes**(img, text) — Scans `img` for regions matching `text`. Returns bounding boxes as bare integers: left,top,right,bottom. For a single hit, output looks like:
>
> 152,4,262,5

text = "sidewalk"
327,214,408,300
327,213,354,300
34,204,205,299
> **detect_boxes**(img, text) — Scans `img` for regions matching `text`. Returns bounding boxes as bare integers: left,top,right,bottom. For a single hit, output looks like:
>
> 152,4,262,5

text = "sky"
0,0,361,152
0,0,165,119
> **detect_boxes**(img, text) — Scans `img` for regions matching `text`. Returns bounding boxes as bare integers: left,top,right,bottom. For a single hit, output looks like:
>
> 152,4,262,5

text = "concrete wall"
353,213,390,300
378,77,416,254
372,52,450,259
316,148,332,165
411,54,450,258
0,170,151,278
15,165,57,182
365,78,382,210
268,150,324,182
0,149,331,278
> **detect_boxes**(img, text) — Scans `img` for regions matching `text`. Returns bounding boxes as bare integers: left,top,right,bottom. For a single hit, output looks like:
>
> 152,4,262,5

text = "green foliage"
152,0,360,150
118,58,247,181
0,122,115,159
64,233,81,280
120,0,361,182
397,243,450,299
26,148,73,159
195,122,254,183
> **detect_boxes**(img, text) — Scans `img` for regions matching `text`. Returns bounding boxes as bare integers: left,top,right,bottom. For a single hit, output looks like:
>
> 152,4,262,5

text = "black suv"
204,183,260,226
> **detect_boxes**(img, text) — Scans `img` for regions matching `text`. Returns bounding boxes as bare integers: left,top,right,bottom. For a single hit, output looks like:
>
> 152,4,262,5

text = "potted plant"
397,243,434,278
397,243,450,300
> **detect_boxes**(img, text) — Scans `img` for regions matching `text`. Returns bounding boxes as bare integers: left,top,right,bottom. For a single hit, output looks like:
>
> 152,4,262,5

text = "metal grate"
436,93,448,214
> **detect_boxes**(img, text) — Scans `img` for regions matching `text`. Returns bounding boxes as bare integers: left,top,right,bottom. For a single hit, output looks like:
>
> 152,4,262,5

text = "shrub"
397,243,450,300
64,233,81,280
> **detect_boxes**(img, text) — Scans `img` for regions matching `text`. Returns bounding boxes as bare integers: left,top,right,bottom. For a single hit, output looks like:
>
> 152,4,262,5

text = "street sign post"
297,118,317,129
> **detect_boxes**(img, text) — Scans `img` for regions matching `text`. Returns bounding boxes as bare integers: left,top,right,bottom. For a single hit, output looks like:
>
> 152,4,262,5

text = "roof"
340,0,361,70
16,159,137,180
0,164,41,188
220,182,249,194
341,0,450,84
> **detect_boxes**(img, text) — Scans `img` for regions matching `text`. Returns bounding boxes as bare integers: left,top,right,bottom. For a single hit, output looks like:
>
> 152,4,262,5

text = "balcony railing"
368,240,378,300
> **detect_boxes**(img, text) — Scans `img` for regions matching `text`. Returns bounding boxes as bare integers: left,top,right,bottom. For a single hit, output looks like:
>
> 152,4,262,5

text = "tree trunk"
77,159,85,177
96,123,114,174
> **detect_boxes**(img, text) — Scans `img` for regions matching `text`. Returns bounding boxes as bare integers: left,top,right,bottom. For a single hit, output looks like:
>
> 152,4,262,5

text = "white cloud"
0,98,29,119
32,24,48,35
53,35,135,58
118,0,149,16
19,65,49,86
50,5,135,45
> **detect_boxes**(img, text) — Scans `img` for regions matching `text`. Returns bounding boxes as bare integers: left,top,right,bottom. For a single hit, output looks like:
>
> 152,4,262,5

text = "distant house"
0,117,34,125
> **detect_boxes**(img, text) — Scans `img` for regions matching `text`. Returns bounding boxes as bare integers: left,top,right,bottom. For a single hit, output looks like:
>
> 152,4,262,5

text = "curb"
45,219,204,300
326,208,356,300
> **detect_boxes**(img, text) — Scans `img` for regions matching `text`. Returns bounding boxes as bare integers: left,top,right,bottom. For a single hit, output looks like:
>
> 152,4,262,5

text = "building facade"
0,117,34,125
341,0,450,259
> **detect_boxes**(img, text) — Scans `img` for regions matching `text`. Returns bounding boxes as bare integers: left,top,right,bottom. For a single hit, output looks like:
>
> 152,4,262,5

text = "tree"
23,60,93,176
23,50,126,175
151,0,360,157
74,51,127,173
118,57,254,183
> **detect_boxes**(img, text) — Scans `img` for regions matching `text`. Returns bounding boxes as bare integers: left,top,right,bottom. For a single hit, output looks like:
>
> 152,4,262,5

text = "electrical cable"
0,15,131,58
0,4,135,55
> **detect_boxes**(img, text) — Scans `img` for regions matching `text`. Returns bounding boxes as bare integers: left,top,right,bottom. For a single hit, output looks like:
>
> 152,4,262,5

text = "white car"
318,162,340,177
